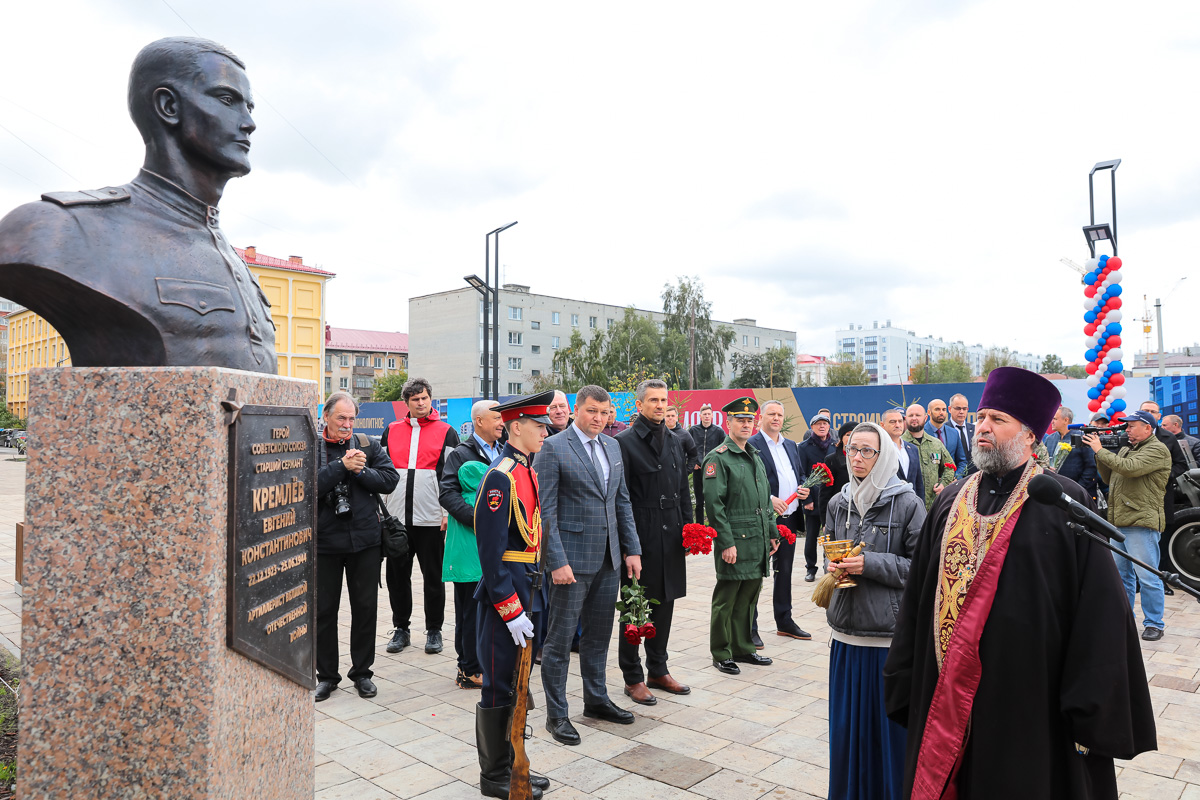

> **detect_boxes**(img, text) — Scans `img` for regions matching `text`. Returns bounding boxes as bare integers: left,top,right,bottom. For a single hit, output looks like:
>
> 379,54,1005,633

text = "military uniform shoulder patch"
495,457,516,473
41,187,130,207
716,445,728,453
487,488,504,511
705,463,717,477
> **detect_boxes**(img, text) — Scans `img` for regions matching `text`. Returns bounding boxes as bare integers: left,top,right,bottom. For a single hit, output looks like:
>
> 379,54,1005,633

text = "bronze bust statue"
0,37,277,373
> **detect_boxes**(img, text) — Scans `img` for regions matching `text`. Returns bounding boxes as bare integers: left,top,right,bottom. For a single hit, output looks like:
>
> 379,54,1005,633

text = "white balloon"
1084,297,1096,311
1102,353,1113,363
1108,271,1123,284
1107,310,1122,323
1087,374,1100,386
1086,258,1100,271
1111,386,1127,399
1108,347,1123,361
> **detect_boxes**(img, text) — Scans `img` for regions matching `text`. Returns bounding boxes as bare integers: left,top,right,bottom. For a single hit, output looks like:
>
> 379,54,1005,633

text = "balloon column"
1082,255,1127,417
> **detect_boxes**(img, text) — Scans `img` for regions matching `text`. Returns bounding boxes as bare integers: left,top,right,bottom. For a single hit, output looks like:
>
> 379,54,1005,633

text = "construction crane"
1060,257,1087,278
1140,295,1154,357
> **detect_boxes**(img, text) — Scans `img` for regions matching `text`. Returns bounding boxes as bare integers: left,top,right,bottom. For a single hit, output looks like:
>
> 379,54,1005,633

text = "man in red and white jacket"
382,377,460,655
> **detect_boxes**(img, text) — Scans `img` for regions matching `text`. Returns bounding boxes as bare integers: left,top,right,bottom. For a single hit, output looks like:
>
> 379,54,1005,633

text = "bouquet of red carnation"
682,523,718,555
615,577,659,646
776,524,796,545
782,462,835,505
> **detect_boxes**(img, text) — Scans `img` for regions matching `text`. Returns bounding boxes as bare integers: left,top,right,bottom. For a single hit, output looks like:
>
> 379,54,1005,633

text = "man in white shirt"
748,401,811,641
883,408,925,501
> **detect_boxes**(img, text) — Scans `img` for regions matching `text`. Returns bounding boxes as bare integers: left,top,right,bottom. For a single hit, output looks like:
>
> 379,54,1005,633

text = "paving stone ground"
1,450,1198,799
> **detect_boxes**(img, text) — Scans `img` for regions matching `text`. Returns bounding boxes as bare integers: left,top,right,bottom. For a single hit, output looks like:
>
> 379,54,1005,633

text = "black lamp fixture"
1084,159,1120,258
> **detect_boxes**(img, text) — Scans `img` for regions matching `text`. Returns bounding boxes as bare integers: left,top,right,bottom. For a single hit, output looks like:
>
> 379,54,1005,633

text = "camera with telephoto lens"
1067,422,1128,452
328,482,352,516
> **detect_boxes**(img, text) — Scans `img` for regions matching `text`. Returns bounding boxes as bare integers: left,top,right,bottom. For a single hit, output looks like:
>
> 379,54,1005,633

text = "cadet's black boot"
476,704,543,800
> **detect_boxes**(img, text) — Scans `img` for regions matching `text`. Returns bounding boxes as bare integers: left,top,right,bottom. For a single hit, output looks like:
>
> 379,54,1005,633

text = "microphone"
1027,474,1125,543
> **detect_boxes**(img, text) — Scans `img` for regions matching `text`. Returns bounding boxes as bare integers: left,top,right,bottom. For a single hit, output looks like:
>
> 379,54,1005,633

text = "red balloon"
1084,286,1097,298
1111,373,1126,386
1104,299,1115,309
1110,298,1123,309
1088,399,1102,412
1108,335,1121,348
1086,362,1098,375
1107,257,1122,269
1084,324,1096,336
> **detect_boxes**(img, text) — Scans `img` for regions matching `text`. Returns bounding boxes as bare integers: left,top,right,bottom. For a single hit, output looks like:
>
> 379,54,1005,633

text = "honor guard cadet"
704,396,780,675
473,392,554,800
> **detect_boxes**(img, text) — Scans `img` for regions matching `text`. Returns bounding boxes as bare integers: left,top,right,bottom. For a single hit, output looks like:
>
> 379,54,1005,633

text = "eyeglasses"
846,446,879,459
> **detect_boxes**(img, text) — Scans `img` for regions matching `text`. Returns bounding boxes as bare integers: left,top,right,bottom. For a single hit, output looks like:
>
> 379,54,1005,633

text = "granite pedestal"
20,367,319,799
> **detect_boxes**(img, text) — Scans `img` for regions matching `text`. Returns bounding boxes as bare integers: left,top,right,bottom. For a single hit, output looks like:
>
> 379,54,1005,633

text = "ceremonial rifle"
509,635,534,800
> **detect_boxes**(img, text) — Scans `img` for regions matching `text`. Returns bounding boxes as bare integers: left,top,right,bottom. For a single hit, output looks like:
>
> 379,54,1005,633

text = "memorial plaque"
226,404,317,687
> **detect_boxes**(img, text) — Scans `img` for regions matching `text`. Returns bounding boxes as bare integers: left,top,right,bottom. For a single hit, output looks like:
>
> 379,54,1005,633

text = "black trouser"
453,581,481,675
387,524,446,631
773,509,802,625
804,511,821,571
316,546,381,684
618,596,674,685
692,469,706,525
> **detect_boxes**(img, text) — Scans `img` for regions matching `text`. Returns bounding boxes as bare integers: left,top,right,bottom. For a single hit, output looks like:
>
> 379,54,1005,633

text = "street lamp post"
463,274,493,398
485,222,517,399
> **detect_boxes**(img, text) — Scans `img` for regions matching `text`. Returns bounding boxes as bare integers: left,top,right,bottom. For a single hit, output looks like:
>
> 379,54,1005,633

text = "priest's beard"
971,430,1027,475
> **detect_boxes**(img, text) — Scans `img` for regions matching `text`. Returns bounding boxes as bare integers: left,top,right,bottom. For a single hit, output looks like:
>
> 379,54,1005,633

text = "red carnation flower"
640,622,657,640
776,524,796,545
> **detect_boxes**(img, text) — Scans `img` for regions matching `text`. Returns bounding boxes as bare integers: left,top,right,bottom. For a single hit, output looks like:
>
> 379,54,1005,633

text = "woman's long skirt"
828,639,906,800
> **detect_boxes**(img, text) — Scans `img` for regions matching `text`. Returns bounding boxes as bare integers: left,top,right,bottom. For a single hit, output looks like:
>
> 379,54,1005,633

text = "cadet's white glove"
505,612,535,647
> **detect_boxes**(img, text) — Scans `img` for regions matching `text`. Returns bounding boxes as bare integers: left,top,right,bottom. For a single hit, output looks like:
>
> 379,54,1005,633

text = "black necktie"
957,424,970,453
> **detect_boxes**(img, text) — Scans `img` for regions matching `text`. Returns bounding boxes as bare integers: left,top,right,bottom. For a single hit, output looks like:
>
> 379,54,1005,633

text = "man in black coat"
615,379,692,705
315,392,401,702
688,404,725,524
796,412,837,581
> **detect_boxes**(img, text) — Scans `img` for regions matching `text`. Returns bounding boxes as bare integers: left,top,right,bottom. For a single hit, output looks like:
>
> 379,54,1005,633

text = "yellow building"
4,246,335,420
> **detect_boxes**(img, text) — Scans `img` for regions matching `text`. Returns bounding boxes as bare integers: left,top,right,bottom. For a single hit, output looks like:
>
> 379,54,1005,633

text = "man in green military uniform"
901,403,956,511
703,396,781,675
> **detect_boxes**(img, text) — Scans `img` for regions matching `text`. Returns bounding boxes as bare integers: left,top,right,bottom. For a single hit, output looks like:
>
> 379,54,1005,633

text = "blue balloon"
1110,361,1124,373
1085,349,1098,361
1084,312,1096,323
1110,399,1127,412
1099,254,1109,264
1088,387,1101,399
1086,272,1097,284
1106,323,1121,335
1110,284,1123,297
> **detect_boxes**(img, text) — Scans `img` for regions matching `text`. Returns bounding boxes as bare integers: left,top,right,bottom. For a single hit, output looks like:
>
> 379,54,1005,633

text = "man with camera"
1086,409,1173,641
315,392,401,701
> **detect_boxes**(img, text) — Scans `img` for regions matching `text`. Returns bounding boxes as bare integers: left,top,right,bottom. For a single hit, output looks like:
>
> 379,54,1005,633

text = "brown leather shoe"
646,674,691,695
623,682,657,706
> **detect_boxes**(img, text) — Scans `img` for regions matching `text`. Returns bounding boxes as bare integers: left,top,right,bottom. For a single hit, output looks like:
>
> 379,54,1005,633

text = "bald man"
925,399,967,477
901,404,956,511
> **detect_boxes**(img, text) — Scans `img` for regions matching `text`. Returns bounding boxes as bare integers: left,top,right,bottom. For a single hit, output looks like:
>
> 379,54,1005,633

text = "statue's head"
128,37,255,178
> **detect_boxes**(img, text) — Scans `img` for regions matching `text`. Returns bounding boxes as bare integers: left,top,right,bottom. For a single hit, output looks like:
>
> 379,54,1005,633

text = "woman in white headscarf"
822,422,926,800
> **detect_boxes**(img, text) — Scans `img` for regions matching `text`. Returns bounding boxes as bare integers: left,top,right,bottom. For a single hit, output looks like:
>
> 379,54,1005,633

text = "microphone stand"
1065,521,1200,602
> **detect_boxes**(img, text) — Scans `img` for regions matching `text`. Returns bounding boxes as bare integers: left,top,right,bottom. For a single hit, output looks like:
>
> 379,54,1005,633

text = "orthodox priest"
883,367,1156,800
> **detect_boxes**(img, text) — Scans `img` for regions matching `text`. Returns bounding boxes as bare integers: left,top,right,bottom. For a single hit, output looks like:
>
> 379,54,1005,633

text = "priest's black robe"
883,465,1157,799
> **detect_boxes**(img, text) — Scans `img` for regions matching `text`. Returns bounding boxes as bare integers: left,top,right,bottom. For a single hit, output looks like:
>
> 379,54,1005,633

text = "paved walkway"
1,453,1198,798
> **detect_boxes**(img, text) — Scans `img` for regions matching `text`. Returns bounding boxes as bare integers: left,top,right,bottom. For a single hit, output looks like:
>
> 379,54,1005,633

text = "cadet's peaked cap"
494,390,555,424
978,367,1061,436
723,396,758,418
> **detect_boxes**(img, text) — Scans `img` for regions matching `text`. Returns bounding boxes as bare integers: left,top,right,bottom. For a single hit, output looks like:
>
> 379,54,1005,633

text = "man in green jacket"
1086,409,1173,641
901,404,956,511
703,396,780,675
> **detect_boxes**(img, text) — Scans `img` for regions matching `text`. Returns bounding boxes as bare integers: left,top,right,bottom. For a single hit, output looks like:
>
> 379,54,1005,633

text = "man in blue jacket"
925,399,967,477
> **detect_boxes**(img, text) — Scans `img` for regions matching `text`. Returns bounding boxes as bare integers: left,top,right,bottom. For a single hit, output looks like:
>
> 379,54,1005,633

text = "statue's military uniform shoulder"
41,187,130,207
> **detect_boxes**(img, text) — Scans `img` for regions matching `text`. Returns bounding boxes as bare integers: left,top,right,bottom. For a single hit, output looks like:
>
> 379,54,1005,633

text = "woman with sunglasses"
822,422,926,800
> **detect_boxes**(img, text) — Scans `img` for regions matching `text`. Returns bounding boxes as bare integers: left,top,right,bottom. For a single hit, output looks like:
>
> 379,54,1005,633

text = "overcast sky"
3,0,1198,365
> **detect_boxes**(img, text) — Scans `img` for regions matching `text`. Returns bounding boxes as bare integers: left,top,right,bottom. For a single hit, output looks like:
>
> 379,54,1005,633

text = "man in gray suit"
538,385,642,745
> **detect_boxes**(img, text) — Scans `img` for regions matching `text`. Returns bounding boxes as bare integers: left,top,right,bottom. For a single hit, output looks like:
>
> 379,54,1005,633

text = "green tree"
661,276,735,389
552,329,607,391
1063,364,1088,379
795,371,817,388
826,353,871,386
982,347,1018,376
910,345,971,384
1041,354,1065,375
729,347,796,389
603,308,661,378
371,371,410,401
